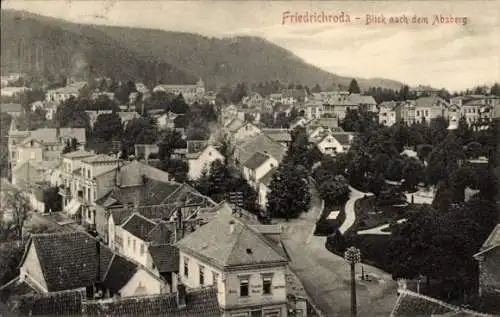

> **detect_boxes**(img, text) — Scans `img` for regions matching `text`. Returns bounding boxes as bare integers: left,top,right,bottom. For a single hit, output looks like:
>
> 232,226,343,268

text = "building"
85,110,113,128
390,288,490,317
242,93,264,108
153,78,205,102
0,178,19,222
234,134,286,169
45,82,87,103
0,86,31,98
322,95,358,120
176,203,290,317
473,224,500,297
280,89,309,105
225,119,262,144
347,94,377,112
185,141,225,180
242,152,279,190
378,101,403,126
257,167,278,210
414,96,449,123
1,282,221,317
8,127,86,169
260,129,292,148
117,111,141,127
134,143,160,160
17,231,166,297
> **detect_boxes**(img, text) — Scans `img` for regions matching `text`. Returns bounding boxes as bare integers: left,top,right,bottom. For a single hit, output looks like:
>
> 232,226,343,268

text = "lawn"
313,202,346,236
354,196,419,231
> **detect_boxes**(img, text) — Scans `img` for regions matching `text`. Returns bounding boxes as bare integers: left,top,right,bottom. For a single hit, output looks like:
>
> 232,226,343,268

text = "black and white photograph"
0,1,499,316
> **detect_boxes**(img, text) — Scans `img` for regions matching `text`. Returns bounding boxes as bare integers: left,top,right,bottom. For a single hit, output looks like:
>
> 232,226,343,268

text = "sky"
2,0,500,91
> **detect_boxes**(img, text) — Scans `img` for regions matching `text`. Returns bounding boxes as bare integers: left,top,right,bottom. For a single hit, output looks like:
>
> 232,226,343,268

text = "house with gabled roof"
16,231,167,299
234,133,286,168
225,119,262,144
176,202,289,317
473,224,500,297
184,140,224,180
261,129,292,147
242,92,264,108
242,151,279,190
347,94,377,112
378,101,403,127
414,96,449,123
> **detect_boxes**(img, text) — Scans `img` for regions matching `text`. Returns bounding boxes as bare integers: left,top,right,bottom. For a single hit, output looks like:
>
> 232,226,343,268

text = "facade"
414,96,449,123
177,203,289,317
0,103,23,117
242,93,264,108
260,129,292,148
45,82,87,103
226,120,262,145
378,101,403,127
242,152,279,190
153,78,205,101
185,142,225,180
297,102,324,121
473,224,500,297
258,168,277,210
8,127,86,170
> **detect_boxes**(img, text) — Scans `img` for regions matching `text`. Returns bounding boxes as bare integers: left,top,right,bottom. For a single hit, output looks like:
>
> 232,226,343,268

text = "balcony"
59,185,71,197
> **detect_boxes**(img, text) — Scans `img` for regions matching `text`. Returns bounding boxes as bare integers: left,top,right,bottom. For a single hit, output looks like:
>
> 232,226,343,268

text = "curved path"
280,184,397,317
358,218,407,235
338,186,373,234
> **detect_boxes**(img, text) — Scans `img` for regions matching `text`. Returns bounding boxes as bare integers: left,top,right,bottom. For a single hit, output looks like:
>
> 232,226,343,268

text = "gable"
20,242,48,292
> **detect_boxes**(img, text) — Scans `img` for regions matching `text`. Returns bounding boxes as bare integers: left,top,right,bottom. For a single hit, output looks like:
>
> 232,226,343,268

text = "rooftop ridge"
396,289,494,317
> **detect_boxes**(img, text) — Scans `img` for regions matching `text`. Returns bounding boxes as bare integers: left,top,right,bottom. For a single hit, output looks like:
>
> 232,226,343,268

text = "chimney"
176,284,187,309
229,220,235,234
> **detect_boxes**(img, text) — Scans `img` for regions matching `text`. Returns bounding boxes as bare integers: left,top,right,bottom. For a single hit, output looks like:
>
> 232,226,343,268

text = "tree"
55,97,91,129
267,162,311,220
429,117,449,145
92,113,123,142
260,113,274,127
159,158,188,183
311,83,322,93
43,187,62,212
318,174,350,206
348,79,361,94
402,157,425,191
231,83,248,104
158,129,186,161
244,113,255,123
170,94,189,114
121,117,158,156
368,172,386,197
490,82,500,96
3,190,31,239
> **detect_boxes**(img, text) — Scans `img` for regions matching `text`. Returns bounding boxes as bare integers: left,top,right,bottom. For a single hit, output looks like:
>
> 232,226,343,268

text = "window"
199,266,205,285
262,276,272,295
251,310,263,317
184,257,189,277
416,110,420,116
239,277,249,297
425,110,429,116
212,271,219,287
87,169,91,179
127,236,131,247
133,239,136,253
140,243,145,256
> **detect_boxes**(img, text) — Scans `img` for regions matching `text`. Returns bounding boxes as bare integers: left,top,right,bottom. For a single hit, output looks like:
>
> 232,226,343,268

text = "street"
280,185,397,317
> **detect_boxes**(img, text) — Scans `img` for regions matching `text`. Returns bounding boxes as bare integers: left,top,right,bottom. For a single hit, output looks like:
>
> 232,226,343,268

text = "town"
0,6,499,317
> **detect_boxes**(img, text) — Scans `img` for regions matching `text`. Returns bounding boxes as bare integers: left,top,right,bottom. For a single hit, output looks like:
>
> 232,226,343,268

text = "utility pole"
344,246,361,317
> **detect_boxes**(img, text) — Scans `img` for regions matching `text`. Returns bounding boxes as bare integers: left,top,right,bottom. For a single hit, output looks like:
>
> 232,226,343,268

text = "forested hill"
1,10,404,90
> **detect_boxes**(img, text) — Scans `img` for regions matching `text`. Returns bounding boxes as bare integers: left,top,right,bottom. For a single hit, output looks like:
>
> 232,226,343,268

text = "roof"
261,129,292,143
59,128,86,143
16,289,85,317
243,151,272,170
259,167,278,187
474,224,500,258
238,133,286,165
29,128,58,144
0,103,22,112
379,101,401,110
102,254,138,294
63,150,95,159
114,160,170,186
117,111,140,122
176,203,288,268
281,89,308,99
149,244,179,273
82,154,119,164
309,117,339,129
82,287,221,317
415,96,449,108
331,132,355,146
390,289,492,317
122,213,159,241
19,232,115,292
225,118,245,132
347,93,376,105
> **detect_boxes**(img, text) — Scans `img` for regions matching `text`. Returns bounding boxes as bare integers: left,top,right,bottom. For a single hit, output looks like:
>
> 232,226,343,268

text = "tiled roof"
63,150,95,159
147,222,177,244
281,89,308,99
309,117,339,129
225,118,245,132
16,289,85,317
415,96,449,108
122,213,158,241
261,129,292,143
149,244,179,273
20,232,114,292
243,152,272,170
177,203,287,268
238,133,286,166
108,209,133,225
0,103,22,113
115,161,171,187
82,287,221,317
111,179,182,206
390,289,490,317
259,167,278,187
29,128,58,144
102,254,138,294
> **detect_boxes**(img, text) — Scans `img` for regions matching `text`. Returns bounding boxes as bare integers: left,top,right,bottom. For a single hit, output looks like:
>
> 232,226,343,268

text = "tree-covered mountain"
1,10,404,90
